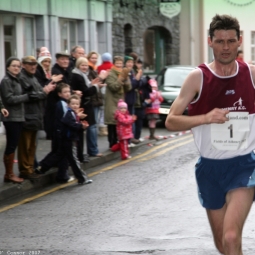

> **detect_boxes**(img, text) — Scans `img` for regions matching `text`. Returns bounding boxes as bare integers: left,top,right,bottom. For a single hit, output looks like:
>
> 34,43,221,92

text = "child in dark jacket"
111,99,136,160
38,83,71,183
38,94,92,185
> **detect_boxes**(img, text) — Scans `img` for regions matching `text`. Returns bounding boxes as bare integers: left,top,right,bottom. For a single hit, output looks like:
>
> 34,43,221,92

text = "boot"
98,126,108,136
149,128,157,140
102,126,108,136
3,153,24,184
98,127,104,136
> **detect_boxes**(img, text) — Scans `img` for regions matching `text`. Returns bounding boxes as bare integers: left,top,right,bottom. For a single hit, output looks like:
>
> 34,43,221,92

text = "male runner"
165,14,255,255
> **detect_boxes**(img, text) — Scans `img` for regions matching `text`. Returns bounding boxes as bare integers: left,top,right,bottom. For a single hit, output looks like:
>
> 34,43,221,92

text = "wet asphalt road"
0,131,255,255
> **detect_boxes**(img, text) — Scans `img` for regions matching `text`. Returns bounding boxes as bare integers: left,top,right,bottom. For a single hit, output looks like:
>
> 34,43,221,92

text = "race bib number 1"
211,112,249,150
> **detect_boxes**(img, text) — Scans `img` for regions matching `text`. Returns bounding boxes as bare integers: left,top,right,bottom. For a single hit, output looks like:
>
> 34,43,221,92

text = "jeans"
94,107,99,125
86,124,99,156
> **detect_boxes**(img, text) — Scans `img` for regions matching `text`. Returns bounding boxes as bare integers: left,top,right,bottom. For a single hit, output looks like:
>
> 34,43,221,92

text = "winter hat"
6,57,20,69
148,79,158,88
124,55,134,64
37,51,52,64
102,52,112,62
118,99,127,109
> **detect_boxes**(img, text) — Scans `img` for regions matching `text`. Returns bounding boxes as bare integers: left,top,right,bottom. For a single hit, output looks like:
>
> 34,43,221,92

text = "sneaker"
67,176,76,182
56,176,76,184
122,155,132,160
139,138,145,142
78,179,93,185
128,143,136,148
130,138,140,144
34,166,45,174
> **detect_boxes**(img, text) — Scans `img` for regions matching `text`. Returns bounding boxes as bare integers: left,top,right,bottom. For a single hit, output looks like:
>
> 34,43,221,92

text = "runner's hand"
205,108,229,124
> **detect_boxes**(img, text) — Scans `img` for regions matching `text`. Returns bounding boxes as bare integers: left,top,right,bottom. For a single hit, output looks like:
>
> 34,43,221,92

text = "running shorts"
195,152,255,210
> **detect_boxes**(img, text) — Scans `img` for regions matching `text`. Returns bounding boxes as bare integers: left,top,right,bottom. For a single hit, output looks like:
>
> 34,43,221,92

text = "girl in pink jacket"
146,79,163,139
111,99,136,160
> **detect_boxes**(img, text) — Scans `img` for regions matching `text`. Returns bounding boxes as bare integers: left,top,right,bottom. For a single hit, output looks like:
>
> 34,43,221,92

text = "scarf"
39,64,51,79
111,66,123,76
72,68,91,87
88,61,97,71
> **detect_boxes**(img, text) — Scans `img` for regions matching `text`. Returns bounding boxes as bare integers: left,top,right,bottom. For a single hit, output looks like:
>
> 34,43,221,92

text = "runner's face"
208,29,242,65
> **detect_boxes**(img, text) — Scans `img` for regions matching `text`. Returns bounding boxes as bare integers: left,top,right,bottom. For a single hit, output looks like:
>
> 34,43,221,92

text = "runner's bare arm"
165,69,229,131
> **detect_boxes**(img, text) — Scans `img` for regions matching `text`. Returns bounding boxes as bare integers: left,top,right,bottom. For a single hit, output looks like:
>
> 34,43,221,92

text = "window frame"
251,31,255,64
59,18,78,53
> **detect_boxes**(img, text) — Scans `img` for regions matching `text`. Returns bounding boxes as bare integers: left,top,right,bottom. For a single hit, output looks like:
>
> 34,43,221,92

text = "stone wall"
112,0,180,68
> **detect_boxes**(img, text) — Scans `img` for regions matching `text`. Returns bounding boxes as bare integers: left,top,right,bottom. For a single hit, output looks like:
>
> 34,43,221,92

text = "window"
251,32,255,64
3,15,35,61
23,17,35,56
59,19,77,52
124,24,133,54
3,15,16,61
144,29,155,72
143,26,171,74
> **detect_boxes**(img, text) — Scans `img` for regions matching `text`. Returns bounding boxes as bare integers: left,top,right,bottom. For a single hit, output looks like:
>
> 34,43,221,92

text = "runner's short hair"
209,14,240,40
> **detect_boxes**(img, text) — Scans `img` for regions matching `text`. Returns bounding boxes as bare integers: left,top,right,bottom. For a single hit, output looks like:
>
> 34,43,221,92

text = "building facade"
179,0,255,66
111,0,180,74
0,0,113,79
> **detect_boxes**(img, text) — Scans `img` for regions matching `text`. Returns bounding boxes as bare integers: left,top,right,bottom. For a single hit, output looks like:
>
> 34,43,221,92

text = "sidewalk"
0,128,161,202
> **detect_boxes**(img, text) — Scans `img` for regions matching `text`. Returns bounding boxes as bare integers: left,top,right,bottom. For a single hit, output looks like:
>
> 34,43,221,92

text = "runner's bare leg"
207,187,254,255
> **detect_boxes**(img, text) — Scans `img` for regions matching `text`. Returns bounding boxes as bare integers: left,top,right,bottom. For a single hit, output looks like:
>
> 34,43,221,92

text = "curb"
0,140,147,203
0,131,191,203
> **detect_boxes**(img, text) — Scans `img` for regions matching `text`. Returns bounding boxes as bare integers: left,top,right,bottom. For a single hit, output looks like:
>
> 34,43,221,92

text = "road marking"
138,139,194,162
0,134,193,213
89,134,192,176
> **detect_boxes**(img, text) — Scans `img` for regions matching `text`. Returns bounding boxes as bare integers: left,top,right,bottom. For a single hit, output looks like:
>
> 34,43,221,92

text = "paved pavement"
0,127,177,203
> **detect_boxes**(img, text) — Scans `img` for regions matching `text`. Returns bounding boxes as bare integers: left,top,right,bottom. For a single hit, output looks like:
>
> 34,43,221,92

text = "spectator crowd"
0,46,162,185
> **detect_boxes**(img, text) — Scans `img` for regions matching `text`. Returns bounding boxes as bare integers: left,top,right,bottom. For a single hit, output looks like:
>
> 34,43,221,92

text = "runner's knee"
223,229,240,250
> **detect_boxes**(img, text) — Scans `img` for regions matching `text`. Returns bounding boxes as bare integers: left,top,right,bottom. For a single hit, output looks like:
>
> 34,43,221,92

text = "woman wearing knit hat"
111,99,137,160
35,50,63,140
35,50,63,87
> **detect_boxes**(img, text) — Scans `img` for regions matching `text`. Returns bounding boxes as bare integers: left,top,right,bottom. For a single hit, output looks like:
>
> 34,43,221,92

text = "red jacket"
97,61,113,74
114,110,135,140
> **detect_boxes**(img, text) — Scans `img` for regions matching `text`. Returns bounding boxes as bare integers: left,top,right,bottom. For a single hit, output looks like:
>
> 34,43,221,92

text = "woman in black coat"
70,57,106,159
35,50,62,139
0,57,27,183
